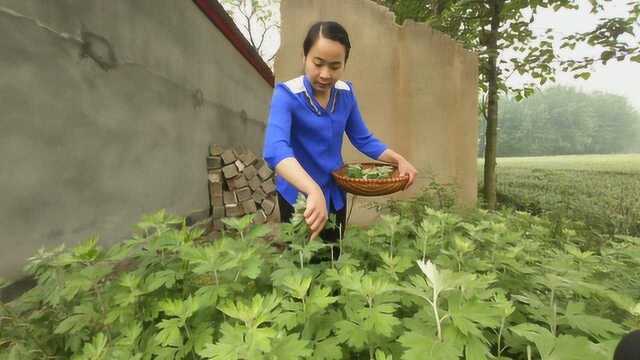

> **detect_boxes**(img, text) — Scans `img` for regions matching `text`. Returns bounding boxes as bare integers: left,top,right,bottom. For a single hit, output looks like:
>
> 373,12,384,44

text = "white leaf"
417,260,442,295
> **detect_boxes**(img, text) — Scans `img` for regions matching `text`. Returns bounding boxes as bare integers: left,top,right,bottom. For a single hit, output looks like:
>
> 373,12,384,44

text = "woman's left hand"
397,159,418,190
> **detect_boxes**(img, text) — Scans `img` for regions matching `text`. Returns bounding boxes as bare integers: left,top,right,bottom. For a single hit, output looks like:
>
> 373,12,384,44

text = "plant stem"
550,288,556,336
301,296,306,317
497,317,505,359
422,237,427,263
390,230,395,260
330,245,335,268
299,251,304,270
346,195,357,228
184,322,192,340
432,291,442,341
338,223,343,260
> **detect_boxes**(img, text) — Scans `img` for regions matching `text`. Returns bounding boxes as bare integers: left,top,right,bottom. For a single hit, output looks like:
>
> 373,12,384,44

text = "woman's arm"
377,149,418,190
262,85,328,240
274,158,328,241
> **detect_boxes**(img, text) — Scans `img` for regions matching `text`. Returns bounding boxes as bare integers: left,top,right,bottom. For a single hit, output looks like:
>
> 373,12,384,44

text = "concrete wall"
0,0,273,282
275,0,478,225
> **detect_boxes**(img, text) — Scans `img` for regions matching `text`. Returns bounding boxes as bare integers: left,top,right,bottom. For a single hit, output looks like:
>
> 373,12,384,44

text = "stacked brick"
207,145,277,230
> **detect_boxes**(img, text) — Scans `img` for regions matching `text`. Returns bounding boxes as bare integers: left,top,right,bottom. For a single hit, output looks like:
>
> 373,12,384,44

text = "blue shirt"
262,74,388,212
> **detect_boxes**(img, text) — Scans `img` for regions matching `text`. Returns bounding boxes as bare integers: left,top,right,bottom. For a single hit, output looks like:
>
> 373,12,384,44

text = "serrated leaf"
159,295,200,321
448,294,500,337
193,324,215,356
561,301,625,338
200,323,243,359
73,332,108,360
241,257,263,279
313,336,343,360
417,260,446,296
119,273,142,290
464,335,490,360
218,293,281,327
398,331,462,360
222,214,254,232
55,303,97,334
269,333,313,360
245,224,272,240
155,318,183,347
247,327,277,354
281,273,313,300
548,335,604,360
510,323,555,358
144,270,177,292
115,322,143,347
361,303,400,337
307,286,338,314
195,285,227,306
335,320,368,349
375,349,393,360
55,313,90,334
152,347,179,360
200,343,238,360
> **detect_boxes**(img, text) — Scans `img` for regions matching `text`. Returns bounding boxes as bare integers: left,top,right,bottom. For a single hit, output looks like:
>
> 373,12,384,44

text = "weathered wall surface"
276,0,478,225
0,0,272,282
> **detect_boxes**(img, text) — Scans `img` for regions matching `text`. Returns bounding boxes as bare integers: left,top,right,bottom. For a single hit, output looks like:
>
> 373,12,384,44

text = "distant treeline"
478,86,640,157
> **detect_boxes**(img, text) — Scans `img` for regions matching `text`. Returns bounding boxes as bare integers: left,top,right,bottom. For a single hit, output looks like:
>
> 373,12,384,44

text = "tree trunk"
483,0,501,210
431,0,443,16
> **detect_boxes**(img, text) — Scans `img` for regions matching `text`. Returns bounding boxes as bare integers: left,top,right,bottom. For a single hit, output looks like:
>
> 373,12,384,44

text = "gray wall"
0,0,273,282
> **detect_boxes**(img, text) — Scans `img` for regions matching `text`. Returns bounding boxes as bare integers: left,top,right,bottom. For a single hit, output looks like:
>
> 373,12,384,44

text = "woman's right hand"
304,188,328,241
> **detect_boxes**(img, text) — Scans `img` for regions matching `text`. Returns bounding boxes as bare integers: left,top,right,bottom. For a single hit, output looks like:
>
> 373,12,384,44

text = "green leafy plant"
1,195,638,359
347,164,394,180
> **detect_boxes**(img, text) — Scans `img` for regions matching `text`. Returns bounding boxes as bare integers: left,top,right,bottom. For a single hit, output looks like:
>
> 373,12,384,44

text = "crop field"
2,192,639,359
479,154,640,237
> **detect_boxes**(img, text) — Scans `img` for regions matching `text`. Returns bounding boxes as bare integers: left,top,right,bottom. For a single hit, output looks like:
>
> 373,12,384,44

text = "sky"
510,0,640,111
229,0,639,111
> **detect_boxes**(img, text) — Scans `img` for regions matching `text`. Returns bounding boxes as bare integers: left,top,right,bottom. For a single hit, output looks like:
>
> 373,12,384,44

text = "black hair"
303,21,351,63
614,330,640,360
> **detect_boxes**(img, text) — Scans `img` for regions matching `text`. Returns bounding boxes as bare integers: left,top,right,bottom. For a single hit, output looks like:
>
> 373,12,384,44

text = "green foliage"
493,86,640,157
480,154,640,238
1,198,639,359
376,0,638,104
376,0,639,208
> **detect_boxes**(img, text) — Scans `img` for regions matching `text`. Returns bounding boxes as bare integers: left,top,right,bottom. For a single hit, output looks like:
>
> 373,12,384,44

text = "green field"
478,154,640,237
480,154,640,173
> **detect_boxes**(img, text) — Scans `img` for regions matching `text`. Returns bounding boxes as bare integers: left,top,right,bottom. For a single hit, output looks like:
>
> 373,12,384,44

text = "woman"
262,21,418,249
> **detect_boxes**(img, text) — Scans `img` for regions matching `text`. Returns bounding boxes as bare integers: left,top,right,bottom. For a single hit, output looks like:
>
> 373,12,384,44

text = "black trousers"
277,191,347,258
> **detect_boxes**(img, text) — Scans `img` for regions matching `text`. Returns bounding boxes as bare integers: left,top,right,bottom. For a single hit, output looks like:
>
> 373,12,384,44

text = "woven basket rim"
332,161,409,184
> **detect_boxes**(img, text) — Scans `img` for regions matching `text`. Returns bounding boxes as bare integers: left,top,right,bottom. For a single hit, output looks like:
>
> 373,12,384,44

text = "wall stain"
80,29,118,71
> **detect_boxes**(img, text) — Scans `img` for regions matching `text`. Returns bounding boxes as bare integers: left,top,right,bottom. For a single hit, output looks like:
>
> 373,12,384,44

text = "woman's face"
303,34,346,96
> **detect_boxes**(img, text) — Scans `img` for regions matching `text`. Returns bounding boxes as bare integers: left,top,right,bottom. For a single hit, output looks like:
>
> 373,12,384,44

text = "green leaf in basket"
346,164,394,180
347,165,364,179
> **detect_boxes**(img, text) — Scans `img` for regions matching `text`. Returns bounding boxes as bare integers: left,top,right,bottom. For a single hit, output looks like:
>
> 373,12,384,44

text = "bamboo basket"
331,162,409,196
